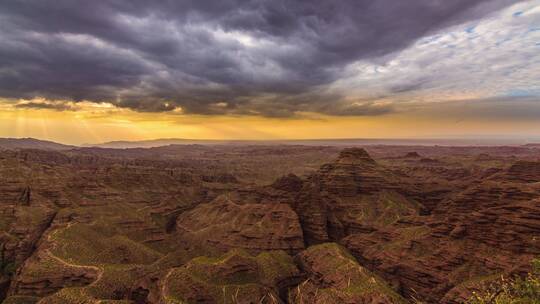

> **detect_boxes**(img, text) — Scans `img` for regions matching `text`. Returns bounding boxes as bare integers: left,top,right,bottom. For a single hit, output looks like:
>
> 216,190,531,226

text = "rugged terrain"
0,141,539,303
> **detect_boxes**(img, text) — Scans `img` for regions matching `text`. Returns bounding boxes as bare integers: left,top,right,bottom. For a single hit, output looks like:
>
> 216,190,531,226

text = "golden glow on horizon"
1,99,539,145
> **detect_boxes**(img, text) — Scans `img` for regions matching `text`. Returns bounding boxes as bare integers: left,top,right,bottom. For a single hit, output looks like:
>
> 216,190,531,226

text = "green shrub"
467,259,540,304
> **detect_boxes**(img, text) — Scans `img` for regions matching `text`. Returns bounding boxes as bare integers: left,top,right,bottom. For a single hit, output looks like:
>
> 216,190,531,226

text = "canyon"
0,140,539,303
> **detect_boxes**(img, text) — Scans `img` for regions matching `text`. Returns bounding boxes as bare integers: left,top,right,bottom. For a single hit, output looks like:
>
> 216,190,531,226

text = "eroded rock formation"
0,145,539,303
175,196,305,255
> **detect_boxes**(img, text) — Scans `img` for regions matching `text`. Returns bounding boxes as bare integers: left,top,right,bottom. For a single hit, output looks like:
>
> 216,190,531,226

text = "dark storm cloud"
0,0,514,116
14,101,74,111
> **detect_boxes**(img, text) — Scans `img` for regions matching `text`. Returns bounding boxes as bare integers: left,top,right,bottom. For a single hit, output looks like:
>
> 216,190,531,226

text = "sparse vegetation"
1,145,540,303
164,249,296,304
288,243,407,304
467,259,540,304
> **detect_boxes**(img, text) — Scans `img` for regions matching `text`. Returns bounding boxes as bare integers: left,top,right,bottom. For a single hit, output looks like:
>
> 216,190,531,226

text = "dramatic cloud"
331,2,540,104
14,101,75,111
0,0,532,116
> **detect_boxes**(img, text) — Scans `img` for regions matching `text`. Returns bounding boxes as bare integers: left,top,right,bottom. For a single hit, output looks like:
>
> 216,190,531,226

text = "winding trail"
160,268,175,301
45,221,104,286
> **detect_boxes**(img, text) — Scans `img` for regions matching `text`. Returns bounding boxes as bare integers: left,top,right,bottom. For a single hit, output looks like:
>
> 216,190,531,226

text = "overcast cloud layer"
0,0,537,117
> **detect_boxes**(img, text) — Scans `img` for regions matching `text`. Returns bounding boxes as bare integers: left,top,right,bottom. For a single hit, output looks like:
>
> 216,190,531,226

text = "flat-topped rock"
337,148,376,164
404,152,421,158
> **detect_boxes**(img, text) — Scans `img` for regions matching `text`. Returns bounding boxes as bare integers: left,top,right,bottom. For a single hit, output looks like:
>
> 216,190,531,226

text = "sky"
0,0,539,144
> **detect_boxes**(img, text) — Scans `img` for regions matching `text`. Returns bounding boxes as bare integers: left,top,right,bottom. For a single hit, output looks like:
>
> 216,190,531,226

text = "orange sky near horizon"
1,100,539,145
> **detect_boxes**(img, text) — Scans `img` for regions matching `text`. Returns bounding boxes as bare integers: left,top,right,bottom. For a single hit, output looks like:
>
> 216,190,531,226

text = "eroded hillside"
1,144,539,303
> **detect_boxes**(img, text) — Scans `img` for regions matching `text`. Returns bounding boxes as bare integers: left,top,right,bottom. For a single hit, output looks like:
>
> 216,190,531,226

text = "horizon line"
2,136,540,148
